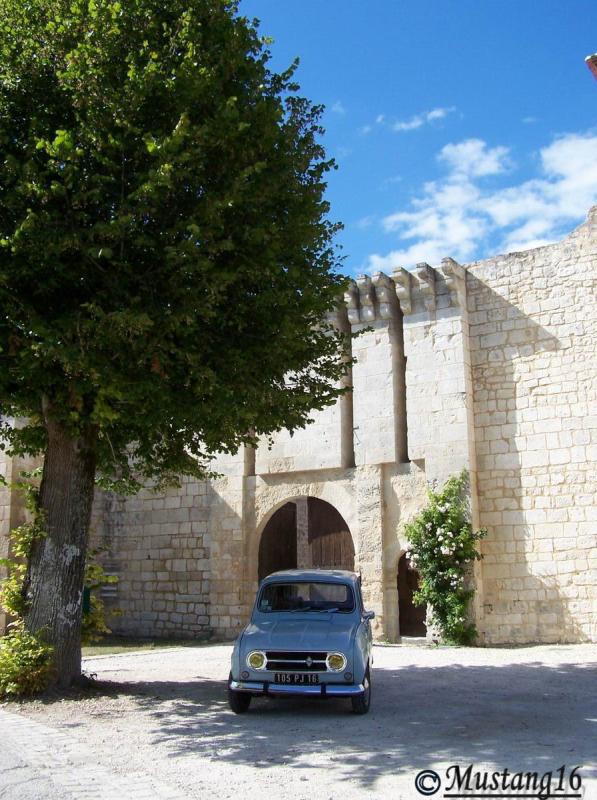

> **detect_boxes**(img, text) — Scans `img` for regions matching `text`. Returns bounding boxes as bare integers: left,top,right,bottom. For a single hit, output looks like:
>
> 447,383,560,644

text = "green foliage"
81,594,112,644
0,620,54,697
0,475,46,618
0,0,349,491
81,549,120,644
0,474,53,696
403,470,487,645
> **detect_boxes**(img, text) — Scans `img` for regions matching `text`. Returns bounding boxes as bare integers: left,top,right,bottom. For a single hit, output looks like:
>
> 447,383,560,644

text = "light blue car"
228,569,374,714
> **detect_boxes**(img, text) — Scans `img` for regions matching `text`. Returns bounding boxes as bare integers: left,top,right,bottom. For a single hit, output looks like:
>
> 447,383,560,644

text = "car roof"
261,569,359,585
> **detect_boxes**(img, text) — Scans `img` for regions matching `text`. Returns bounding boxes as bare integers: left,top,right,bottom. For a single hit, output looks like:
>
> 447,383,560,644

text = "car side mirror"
363,610,375,621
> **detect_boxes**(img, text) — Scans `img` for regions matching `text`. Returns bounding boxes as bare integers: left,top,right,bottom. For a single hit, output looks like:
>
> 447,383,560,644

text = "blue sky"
240,0,597,276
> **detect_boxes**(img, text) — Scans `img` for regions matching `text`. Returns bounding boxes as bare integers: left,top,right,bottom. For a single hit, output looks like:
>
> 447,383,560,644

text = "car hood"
241,614,357,652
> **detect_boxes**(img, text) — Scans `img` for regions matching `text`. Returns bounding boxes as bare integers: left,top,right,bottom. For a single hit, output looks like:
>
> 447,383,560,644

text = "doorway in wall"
258,502,297,581
397,553,427,637
258,497,354,581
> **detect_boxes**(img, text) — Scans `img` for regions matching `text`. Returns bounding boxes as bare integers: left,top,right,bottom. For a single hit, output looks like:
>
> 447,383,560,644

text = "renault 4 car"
228,569,374,714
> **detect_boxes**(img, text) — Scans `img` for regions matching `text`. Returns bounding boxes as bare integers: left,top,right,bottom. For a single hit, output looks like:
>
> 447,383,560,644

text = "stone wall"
4,209,596,646
90,477,212,639
469,207,597,643
89,208,596,645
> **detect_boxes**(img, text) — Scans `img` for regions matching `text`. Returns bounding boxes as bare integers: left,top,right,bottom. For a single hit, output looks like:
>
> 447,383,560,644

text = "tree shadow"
52,658,597,789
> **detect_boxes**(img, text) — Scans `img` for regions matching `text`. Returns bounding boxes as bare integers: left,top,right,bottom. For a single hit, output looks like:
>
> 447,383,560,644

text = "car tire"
228,673,251,714
351,667,371,715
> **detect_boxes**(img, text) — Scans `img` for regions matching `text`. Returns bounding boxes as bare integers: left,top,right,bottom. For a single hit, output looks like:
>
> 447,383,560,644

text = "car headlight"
326,652,347,672
247,650,267,670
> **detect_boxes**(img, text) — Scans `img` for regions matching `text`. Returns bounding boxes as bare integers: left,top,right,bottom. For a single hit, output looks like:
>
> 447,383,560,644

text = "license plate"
274,673,320,685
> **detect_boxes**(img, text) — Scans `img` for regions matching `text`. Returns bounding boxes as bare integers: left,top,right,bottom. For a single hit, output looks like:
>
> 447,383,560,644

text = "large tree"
0,0,348,686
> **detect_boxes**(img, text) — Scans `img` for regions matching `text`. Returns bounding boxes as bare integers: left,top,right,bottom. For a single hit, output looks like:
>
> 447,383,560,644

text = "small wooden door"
258,502,297,580
307,498,355,570
398,554,426,636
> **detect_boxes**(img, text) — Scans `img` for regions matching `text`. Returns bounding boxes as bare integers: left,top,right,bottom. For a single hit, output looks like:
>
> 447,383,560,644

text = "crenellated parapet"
325,301,350,332
440,257,466,309
371,272,397,320
392,267,412,315
356,275,376,322
343,259,468,324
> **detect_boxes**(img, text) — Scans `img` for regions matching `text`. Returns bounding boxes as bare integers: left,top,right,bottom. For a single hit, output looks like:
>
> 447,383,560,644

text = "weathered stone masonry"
2,208,596,644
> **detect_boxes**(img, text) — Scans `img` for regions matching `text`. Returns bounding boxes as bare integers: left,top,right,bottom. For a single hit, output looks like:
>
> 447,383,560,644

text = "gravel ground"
3,642,596,800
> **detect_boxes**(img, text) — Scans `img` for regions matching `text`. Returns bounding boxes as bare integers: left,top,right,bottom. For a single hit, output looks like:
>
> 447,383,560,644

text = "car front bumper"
229,679,365,697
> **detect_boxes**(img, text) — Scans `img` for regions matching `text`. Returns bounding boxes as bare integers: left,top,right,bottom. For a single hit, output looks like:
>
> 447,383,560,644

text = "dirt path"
2,643,596,800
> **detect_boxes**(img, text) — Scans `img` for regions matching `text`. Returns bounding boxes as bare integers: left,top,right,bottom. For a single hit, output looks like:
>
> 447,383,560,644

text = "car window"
258,582,355,613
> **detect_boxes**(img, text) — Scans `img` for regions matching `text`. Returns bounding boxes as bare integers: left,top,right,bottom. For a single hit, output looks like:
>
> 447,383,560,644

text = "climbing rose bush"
403,470,487,645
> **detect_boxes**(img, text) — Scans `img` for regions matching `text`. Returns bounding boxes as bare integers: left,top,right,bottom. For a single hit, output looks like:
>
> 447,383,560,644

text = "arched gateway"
258,497,355,581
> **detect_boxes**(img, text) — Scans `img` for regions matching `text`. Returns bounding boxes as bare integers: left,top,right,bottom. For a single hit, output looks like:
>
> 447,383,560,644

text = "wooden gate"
258,502,297,580
307,498,355,570
258,497,355,581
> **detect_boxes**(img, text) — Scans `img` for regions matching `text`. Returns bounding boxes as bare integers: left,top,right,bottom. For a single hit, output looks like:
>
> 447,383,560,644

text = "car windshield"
258,582,355,613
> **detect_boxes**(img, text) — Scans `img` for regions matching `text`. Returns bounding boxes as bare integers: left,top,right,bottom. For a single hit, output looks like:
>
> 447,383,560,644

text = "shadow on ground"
56,659,597,789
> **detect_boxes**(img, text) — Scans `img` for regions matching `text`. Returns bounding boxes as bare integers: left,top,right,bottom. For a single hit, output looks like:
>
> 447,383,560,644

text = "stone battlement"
344,258,467,323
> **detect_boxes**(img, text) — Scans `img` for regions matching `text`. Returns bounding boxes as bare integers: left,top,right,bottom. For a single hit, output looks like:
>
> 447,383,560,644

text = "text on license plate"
274,673,320,685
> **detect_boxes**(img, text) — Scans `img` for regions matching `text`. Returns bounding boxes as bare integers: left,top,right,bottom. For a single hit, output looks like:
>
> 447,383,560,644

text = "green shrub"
0,471,53,696
403,470,487,645
0,621,53,697
81,549,120,645
0,472,46,619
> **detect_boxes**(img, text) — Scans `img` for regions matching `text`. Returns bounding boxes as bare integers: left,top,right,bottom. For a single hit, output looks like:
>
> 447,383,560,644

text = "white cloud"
376,114,385,124
427,107,452,121
331,100,346,115
392,106,456,133
439,138,511,177
522,116,537,124
481,134,597,240
366,132,597,271
359,124,373,136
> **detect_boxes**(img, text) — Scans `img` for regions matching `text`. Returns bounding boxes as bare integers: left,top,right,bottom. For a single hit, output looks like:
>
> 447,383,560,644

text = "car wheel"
351,667,371,715
228,673,251,713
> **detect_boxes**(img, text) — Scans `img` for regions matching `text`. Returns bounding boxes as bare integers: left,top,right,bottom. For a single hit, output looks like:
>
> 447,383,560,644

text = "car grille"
265,651,328,672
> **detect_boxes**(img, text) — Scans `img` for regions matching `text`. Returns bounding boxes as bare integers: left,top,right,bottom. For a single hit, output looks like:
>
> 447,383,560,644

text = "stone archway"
257,496,355,581
397,553,426,637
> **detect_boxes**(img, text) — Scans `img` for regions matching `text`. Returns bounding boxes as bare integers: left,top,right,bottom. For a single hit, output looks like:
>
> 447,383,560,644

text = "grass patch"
82,636,214,657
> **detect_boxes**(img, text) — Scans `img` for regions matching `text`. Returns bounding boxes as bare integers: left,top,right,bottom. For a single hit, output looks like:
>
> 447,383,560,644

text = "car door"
355,578,373,669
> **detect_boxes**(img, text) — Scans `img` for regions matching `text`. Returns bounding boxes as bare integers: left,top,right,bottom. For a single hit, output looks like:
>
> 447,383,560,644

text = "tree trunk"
24,417,97,688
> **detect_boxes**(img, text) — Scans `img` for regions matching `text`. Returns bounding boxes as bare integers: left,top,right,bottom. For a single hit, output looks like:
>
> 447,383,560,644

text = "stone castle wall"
3,209,596,645
468,208,597,643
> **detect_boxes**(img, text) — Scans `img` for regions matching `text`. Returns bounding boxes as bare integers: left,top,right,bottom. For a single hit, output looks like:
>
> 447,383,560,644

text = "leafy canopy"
0,0,348,488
